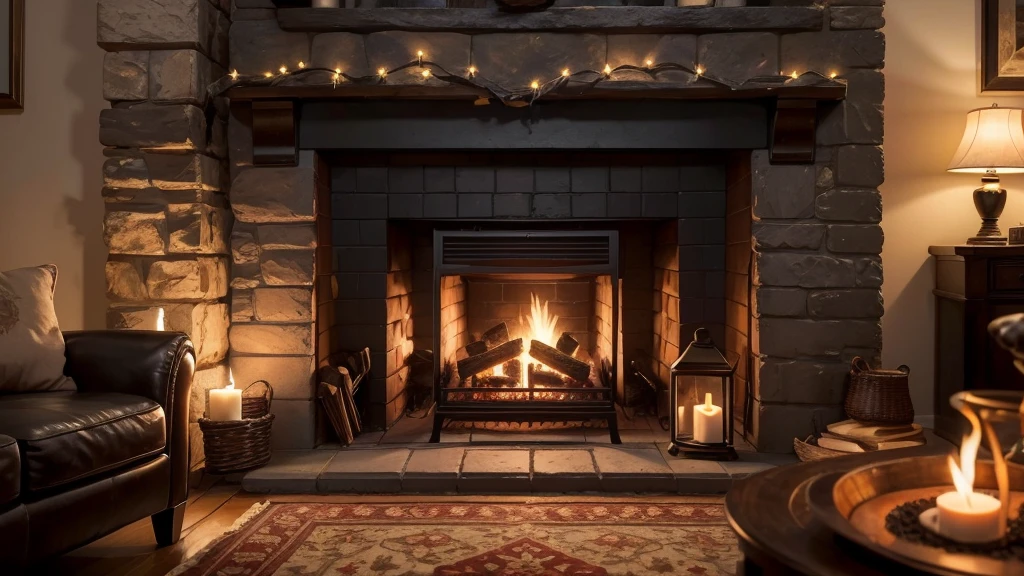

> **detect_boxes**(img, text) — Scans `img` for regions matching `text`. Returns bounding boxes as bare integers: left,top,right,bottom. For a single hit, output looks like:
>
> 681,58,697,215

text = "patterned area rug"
169,501,739,575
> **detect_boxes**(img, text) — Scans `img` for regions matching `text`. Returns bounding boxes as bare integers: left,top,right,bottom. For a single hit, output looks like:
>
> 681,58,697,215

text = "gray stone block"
459,449,531,493
697,32,778,84
230,323,314,355
147,257,228,300
533,194,571,218
389,194,424,218
260,249,314,285
98,0,220,58
536,168,571,193
592,447,674,492
104,152,223,192
334,194,388,219
232,289,255,322
105,261,148,301
356,167,389,193
269,399,316,450
335,246,387,272
642,166,679,192
807,289,883,319
232,229,259,264
230,19,310,76
752,150,815,218
571,167,610,193
753,223,825,250
494,193,531,217
830,6,884,30
815,188,882,222
678,191,725,218
471,33,606,88
837,145,884,187
100,104,206,150
103,210,167,255
611,168,642,192
609,193,642,217
258,224,317,250
424,194,458,218
751,400,845,453
311,33,370,78
818,69,884,146
253,287,314,322
166,202,229,255
241,450,335,493
150,49,215,104
532,449,600,492
103,51,149,102
757,354,851,403
388,167,424,194
425,167,455,192
366,31,471,85
318,448,411,492
232,156,316,223
753,287,807,317
755,317,881,358
496,168,534,193
756,252,882,288
643,193,678,217
458,194,493,217
455,167,495,193
402,447,465,493
826,224,883,254
572,194,608,218
781,30,885,72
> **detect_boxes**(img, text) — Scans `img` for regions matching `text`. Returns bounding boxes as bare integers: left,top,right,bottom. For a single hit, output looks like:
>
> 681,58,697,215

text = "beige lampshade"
948,106,1024,174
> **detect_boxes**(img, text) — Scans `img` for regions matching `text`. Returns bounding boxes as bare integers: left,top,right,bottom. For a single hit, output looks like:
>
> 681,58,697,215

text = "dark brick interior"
326,152,732,430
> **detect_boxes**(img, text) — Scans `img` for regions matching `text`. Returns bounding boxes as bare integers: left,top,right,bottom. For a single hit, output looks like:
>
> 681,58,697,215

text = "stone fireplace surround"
97,0,884,462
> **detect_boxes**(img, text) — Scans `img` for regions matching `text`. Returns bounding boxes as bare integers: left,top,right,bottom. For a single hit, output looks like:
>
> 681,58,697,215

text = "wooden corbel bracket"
252,100,298,166
770,99,819,165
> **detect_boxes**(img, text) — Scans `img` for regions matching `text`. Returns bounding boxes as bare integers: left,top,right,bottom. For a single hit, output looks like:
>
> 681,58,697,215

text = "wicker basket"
844,357,914,425
199,382,274,475
793,436,845,462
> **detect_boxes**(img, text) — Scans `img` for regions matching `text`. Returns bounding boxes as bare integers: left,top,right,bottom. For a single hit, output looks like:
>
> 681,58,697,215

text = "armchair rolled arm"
63,330,196,508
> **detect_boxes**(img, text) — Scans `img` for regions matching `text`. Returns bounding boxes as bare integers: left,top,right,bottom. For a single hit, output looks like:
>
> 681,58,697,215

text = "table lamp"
947,104,1024,245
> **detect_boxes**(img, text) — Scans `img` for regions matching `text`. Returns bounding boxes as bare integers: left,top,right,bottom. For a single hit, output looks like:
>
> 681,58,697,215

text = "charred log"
555,332,580,356
457,337,524,379
528,339,591,381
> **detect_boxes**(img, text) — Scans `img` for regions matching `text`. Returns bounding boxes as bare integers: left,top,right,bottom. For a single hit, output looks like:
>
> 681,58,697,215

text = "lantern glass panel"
674,374,725,442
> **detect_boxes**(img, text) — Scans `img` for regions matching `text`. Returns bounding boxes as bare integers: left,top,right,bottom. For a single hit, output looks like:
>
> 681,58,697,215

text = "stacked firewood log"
455,322,592,388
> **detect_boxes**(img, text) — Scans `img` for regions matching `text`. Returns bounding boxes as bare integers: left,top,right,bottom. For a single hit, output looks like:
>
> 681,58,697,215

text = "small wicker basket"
844,357,913,425
199,381,274,475
793,436,845,462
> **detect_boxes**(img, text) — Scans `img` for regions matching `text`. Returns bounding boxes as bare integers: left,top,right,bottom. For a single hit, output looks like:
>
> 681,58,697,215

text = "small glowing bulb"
695,66,704,77
603,64,612,76
264,71,273,78
468,66,477,76
335,68,342,75
790,70,799,79
298,61,305,69
333,72,341,83
378,67,388,78
645,59,654,68
561,68,571,78
417,50,424,58
829,71,838,79
421,69,431,78
279,66,288,75
530,80,540,91
229,69,239,81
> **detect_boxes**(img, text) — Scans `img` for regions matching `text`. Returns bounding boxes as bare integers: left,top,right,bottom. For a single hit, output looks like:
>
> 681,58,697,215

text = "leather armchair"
0,330,195,566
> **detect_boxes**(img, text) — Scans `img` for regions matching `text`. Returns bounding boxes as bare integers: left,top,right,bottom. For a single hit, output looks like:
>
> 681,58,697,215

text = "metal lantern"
667,328,737,461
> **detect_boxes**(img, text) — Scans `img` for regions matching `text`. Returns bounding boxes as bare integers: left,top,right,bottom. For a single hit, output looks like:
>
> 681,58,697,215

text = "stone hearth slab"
317,448,411,493
592,446,675,492
532,449,600,492
459,449,531,493
242,450,335,494
402,447,465,493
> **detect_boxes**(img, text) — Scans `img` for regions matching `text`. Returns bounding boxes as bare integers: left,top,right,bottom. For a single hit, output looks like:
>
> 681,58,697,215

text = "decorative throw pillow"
0,265,76,392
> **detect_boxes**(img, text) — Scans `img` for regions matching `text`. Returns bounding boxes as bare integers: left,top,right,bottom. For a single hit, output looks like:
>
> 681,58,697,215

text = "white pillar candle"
155,307,165,331
209,372,242,421
692,392,723,444
936,491,1003,544
312,0,340,7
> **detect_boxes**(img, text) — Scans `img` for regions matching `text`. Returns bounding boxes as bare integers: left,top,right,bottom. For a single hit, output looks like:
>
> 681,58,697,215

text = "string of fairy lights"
213,47,842,105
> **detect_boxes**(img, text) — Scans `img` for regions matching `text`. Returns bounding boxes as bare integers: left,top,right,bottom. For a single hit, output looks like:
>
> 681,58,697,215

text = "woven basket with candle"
199,381,274,475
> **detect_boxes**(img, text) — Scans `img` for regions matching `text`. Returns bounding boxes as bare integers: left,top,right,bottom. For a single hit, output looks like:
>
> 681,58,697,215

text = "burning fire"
949,397,984,503
493,293,561,382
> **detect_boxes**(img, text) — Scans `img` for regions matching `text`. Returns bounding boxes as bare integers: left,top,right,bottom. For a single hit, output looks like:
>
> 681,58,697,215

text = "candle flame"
155,307,165,331
705,392,713,411
227,369,235,391
949,398,984,503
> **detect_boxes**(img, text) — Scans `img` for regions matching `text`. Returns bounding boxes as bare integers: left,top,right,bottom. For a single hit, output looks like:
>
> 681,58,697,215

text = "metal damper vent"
438,230,615,271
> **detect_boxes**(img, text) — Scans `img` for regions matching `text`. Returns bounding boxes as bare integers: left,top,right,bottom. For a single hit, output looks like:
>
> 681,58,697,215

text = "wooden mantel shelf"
276,6,824,34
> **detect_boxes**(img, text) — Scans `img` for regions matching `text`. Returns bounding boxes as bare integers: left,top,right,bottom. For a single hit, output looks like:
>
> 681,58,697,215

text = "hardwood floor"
28,481,727,576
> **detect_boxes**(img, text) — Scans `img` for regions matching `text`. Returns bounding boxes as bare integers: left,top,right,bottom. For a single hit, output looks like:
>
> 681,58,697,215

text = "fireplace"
431,229,621,442
96,1,885,456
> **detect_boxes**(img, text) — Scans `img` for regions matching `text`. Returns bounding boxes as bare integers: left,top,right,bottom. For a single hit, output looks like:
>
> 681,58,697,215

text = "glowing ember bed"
429,230,621,443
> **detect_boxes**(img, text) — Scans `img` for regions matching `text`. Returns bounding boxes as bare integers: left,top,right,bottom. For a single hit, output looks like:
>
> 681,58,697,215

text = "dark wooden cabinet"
930,245,1024,442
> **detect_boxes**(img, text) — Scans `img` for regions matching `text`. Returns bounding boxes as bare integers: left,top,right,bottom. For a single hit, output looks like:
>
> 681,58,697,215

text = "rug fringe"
164,500,271,576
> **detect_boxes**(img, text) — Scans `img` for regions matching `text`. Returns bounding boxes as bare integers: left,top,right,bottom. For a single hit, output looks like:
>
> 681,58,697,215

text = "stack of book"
814,419,925,454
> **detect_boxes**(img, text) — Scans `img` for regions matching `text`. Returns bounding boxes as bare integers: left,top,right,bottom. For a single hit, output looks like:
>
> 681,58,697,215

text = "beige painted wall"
0,0,106,330
883,0,1024,417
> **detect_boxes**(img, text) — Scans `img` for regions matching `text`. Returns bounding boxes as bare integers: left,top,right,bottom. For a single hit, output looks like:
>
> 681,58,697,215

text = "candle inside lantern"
209,371,242,421
934,454,1003,543
692,392,723,444
311,0,340,7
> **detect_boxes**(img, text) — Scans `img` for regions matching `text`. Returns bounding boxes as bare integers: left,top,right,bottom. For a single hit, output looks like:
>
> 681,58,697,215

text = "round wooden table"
725,436,951,576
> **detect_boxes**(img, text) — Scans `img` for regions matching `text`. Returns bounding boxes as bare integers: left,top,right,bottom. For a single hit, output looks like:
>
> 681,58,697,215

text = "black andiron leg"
608,415,621,444
429,411,443,443
152,502,186,546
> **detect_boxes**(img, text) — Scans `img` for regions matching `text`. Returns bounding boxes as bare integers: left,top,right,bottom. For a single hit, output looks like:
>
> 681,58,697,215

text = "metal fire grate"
430,230,621,444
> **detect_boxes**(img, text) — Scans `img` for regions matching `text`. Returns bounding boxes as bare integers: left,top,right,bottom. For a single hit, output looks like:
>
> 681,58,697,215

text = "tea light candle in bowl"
935,490,1002,544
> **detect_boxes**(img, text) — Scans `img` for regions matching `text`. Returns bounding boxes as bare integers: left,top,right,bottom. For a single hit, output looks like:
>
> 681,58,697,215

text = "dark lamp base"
967,235,1008,246
968,180,1007,245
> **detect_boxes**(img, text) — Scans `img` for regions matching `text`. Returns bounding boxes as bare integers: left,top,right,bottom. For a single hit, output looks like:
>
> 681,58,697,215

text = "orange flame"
949,398,984,502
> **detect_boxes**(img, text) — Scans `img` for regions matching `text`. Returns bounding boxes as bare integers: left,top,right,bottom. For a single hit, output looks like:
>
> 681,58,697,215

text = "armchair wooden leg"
152,502,186,547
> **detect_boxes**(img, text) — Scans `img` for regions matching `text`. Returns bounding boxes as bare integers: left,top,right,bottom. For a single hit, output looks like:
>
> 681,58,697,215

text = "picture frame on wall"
0,0,24,110
982,0,1024,92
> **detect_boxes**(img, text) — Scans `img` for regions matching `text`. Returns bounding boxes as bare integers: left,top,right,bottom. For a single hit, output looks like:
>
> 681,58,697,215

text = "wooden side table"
929,245,1024,443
